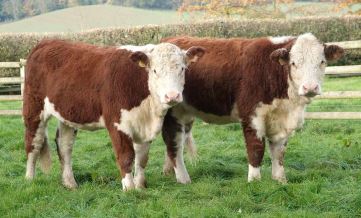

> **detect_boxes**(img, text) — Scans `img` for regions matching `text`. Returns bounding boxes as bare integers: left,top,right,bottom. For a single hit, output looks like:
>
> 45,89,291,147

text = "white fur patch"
114,95,167,144
121,43,187,105
251,95,307,142
269,36,294,44
121,173,135,191
119,44,156,53
248,164,261,182
44,97,105,131
289,33,326,96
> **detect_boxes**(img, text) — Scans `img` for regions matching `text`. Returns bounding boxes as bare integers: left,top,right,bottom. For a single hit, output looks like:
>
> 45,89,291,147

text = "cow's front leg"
108,128,135,191
269,138,287,183
242,123,265,182
162,112,191,184
133,143,150,189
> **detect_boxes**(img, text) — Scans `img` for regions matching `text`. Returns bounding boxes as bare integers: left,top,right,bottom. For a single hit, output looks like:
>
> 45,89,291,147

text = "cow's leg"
56,122,78,189
162,112,192,184
133,143,150,189
25,112,50,180
108,128,135,191
269,138,287,183
242,123,265,182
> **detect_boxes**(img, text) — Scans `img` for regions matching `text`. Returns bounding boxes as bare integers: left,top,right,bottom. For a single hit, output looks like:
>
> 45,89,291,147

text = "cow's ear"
129,51,149,68
324,44,344,61
185,46,206,64
270,48,289,65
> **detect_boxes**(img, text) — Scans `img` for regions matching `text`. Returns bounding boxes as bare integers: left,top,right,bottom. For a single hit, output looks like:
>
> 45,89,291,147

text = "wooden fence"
0,40,361,118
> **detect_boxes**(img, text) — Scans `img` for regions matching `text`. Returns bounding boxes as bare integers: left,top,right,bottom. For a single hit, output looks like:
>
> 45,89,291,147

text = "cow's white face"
270,33,344,98
127,43,205,107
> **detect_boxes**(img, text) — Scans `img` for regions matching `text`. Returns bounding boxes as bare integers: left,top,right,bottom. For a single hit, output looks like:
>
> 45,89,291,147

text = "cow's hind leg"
133,143,150,189
56,122,78,189
242,123,265,182
162,112,192,184
269,138,287,183
25,112,50,180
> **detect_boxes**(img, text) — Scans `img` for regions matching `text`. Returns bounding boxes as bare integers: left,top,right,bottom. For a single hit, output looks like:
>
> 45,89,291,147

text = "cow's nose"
165,91,182,104
302,84,319,96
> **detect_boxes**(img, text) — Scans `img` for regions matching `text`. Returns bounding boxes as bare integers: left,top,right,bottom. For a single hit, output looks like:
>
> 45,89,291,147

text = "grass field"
0,5,179,33
0,76,361,217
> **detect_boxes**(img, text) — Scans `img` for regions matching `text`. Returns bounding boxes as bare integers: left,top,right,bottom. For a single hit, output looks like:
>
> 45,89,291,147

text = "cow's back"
24,39,149,124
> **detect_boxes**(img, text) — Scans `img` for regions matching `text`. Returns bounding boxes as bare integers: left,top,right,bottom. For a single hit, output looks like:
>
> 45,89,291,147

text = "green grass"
0,76,361,217
0,5,179,33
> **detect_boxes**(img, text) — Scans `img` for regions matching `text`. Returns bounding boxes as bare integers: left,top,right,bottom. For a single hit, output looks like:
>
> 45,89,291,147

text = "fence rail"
326,40,361,50
0,41,360,118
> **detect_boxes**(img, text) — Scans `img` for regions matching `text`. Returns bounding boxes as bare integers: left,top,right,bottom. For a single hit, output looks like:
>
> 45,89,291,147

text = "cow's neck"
115,94,168,144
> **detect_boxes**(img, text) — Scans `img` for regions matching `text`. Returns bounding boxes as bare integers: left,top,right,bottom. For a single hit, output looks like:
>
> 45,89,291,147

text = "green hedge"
0,15,360,66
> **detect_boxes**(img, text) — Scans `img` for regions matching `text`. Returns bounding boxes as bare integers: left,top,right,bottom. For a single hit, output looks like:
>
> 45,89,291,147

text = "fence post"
20,59,26,97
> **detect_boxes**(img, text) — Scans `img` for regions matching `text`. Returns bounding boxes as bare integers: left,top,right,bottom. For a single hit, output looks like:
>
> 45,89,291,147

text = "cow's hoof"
122,176,135,191
63,176,78,189
163,167,174,176
176,174,191,184
134,176,147,189
247,176,261,183
63,181,78,189
247,165,261,182
163,159,174,176
272,176,287,184
25,174,34,181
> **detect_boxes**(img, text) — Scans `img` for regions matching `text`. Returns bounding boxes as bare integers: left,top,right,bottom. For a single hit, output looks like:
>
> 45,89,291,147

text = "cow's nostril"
165,92,181,103
303,85,308,91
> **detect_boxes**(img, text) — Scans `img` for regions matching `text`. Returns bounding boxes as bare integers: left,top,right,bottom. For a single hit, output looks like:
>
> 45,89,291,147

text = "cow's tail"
39,137,52,174
185,132,198,162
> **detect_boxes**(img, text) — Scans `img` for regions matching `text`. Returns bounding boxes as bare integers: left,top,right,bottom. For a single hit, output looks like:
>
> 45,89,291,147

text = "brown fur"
161,36,295,167
23,39,150,177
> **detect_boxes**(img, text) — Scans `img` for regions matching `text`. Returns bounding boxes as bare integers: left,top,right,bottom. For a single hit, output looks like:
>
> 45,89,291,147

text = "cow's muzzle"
164,91,182,105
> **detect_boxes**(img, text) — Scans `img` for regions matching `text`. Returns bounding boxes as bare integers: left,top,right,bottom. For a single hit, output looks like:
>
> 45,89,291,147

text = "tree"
336,0,361,15
178,0,293,19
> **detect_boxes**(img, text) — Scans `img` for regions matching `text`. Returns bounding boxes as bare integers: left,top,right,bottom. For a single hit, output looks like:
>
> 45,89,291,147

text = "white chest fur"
114,96,166,144
251,94,309,143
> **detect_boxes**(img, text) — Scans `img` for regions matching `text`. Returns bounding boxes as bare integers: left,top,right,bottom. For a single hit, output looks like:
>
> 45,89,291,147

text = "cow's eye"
291,62,296,67
153,69,157,74
321,60,326,64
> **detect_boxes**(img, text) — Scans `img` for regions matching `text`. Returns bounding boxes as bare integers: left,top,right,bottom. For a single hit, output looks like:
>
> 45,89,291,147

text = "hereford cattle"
23,39,205,190
160,33,344,184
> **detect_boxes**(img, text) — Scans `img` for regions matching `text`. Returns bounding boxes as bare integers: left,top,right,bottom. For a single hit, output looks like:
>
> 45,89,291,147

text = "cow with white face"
160,33,344,184
271,33,339,98
23,40,205,190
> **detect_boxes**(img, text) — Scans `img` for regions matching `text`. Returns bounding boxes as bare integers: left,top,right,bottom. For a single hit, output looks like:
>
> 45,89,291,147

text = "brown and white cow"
160,33,344,184
23,39,204,190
